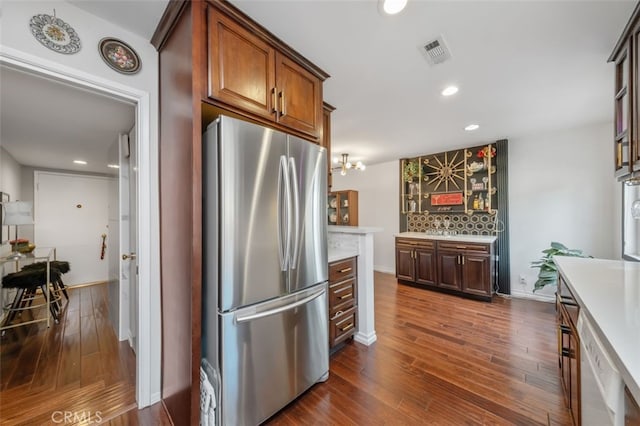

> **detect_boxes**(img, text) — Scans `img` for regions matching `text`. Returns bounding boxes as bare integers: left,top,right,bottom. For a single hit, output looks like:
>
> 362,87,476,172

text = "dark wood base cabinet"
328,257,358,351
396,237,494,301
556,274,580,426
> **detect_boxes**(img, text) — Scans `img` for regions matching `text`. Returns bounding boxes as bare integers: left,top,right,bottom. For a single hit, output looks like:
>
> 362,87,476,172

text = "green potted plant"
530,242,590,292
403,160,419,183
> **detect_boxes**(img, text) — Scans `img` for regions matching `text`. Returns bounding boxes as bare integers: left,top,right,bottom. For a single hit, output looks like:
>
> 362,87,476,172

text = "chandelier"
333,153,366,176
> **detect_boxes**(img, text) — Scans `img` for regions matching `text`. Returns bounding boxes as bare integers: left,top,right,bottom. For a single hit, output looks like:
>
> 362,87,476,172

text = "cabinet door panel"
396,247,415,281
633,26,640,171
569,331,580,425
437,250,461,291
276,52,322,139
415,249,436,286
208,8,276,120
461,254,491,297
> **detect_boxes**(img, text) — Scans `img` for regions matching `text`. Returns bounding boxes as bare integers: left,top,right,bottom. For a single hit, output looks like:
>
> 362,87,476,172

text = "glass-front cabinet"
610,6,640,181
328,190,358,226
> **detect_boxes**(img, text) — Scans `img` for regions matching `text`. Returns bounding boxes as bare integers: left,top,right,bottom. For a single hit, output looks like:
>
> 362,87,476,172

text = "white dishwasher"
577,311,625,426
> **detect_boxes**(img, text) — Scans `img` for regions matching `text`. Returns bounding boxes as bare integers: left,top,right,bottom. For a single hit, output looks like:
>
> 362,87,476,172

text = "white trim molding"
0,45,159,407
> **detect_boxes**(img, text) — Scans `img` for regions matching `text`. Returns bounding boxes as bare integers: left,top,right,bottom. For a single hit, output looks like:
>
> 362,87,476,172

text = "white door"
125,126,138,352
107,140,122,337
35,172,111,286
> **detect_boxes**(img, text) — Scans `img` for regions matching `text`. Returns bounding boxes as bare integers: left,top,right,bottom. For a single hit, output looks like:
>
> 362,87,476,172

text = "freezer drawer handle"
235,289,325,324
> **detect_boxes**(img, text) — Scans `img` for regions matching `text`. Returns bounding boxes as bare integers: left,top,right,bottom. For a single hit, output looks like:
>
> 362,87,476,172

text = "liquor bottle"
472,195,479,210
478,195,484,211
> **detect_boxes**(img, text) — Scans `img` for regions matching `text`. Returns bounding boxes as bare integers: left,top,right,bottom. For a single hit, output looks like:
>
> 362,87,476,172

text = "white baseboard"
354,331,377,346
509,289,555,303
374,265,395,274
150,391,161,405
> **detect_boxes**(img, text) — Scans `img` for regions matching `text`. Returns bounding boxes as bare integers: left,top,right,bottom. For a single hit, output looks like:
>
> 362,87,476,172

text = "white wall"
1,147,22,204
0,147,22,318
1,0,161,404
332,160,399,273
19,166,113,243
509,122,619,300
0,148,23,254
333,122,620,301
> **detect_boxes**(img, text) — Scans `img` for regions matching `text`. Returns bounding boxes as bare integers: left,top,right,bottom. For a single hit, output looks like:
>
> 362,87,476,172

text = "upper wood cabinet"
206,4,325,140
207,8,276,120
275,53,322,137
610,3,640,181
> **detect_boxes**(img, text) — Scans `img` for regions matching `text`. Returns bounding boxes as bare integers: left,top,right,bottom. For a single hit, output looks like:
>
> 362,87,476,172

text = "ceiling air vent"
423,36,451,65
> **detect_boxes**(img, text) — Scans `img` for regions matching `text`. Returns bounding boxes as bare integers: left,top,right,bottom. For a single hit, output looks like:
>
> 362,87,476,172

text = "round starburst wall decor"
422,150,466,193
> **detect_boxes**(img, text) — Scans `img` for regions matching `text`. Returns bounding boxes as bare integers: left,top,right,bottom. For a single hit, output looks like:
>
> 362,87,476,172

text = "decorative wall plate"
29,14,81,54
98,38,141,74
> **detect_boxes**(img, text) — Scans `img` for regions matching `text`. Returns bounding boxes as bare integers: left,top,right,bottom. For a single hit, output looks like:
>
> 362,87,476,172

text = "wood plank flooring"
0,283,146,425
266,271,571,425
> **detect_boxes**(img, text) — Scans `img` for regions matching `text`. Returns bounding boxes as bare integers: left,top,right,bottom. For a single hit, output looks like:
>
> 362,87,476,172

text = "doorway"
0,50,157,412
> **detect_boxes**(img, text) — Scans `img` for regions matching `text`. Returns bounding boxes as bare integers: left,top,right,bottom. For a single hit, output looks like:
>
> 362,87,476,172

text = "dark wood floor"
1,273,570,425
267,271,571,425
0,283,171,425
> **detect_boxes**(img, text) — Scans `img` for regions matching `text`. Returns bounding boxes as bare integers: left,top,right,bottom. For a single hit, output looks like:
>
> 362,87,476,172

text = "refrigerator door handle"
235,287,325,324
288,156,300,269
277,155,290,271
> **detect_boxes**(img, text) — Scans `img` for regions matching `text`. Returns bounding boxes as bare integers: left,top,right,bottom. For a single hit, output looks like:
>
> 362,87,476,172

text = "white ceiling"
233,0,636,165
3,0,635,172
0,64,135,174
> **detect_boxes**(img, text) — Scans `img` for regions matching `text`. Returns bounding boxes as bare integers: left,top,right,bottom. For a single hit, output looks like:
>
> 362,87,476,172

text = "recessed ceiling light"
380,0,407,15
441,86,459,96
464,124,479,131
73,160,87,165
107,164,120,169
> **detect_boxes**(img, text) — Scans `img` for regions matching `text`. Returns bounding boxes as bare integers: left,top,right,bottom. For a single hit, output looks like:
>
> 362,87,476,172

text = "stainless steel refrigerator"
202,115,329,425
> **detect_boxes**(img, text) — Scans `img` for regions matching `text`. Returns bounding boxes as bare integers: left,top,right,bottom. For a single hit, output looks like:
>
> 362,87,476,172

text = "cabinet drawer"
557,275,579,328
396,238,435,250
329,257,356,282
438,241,489,253
329,278,356,316
329,306,357,347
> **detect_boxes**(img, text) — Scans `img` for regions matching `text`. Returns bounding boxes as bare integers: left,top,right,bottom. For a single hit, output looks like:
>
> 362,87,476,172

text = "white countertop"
554,257,640,402
328,247,358,264
395,231,497,244
328,225,383,234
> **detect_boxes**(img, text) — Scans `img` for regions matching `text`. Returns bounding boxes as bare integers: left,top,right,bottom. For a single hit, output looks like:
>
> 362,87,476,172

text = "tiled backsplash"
406,212,497,236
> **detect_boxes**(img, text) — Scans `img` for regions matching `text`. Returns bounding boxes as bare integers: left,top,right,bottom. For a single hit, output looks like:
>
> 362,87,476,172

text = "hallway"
0,283,137,424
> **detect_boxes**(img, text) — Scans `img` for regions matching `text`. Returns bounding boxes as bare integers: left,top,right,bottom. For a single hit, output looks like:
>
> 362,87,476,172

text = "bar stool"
22,261,70,301
1,267,62,327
